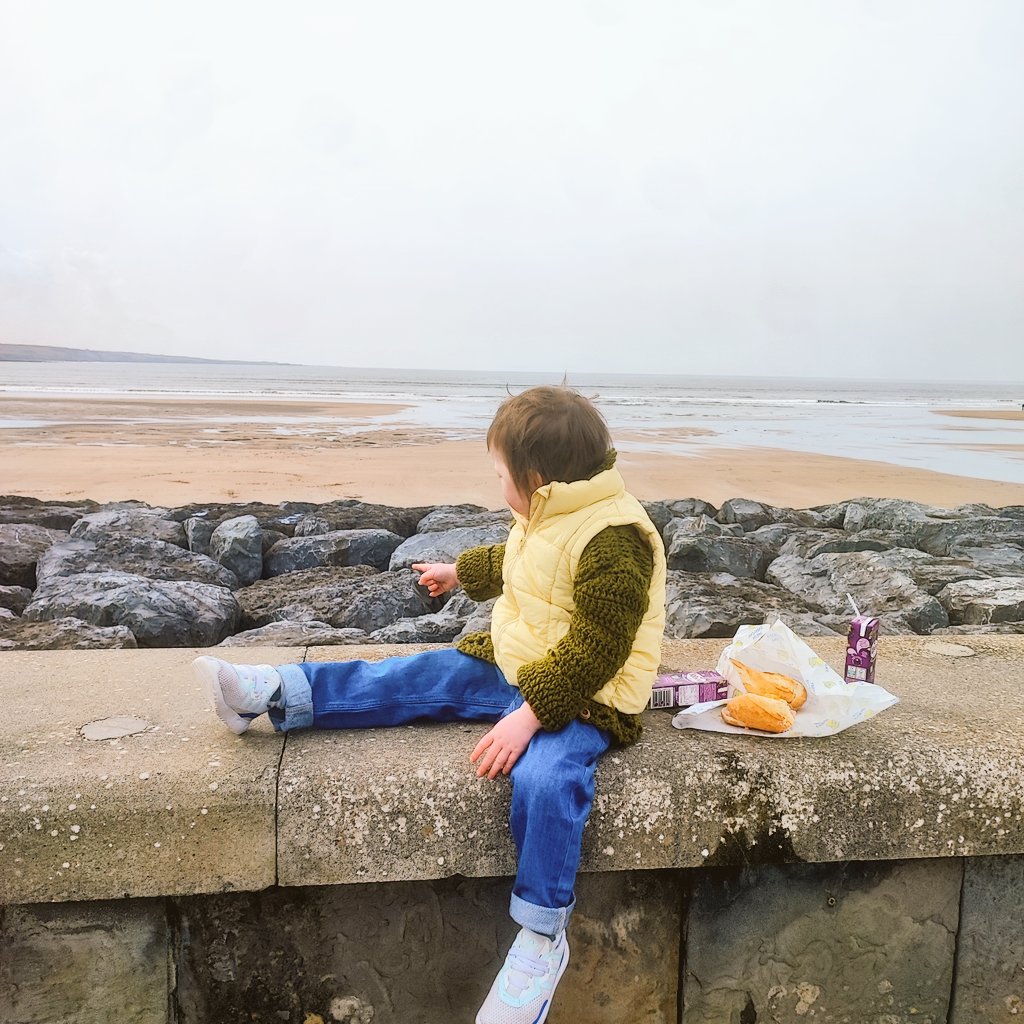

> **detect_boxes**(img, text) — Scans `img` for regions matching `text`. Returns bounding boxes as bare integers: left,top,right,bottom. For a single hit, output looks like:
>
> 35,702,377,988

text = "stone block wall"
3,855,1022,1024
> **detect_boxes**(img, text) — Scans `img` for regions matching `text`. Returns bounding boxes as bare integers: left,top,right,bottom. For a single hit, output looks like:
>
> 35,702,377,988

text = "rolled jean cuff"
509,892,575,940
269,664,314,732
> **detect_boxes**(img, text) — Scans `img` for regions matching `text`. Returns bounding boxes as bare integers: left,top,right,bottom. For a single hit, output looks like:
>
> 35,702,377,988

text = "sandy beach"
2,394,1022,509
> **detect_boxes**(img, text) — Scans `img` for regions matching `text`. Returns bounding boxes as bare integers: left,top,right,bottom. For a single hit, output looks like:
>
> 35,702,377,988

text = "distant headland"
0,343,289,365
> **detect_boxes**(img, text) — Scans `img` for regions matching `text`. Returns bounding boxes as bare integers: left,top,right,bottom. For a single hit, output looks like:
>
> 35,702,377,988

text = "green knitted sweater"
455,523,655,746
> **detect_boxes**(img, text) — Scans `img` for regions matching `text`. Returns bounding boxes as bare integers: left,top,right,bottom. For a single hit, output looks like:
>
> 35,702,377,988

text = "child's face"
492,455,534,517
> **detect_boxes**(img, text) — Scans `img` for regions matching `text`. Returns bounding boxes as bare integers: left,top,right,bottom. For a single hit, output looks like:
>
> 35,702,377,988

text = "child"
193,385,667,1024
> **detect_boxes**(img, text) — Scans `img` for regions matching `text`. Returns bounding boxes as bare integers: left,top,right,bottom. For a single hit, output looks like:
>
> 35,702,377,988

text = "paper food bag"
671,618,898,738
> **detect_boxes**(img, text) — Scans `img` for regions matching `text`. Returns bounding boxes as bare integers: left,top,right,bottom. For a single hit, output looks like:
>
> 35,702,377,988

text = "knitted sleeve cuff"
456,544,505,602
516,661,578,732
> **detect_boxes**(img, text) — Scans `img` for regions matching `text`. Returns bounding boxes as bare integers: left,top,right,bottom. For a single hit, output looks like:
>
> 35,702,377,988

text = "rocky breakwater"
1,494,1022,651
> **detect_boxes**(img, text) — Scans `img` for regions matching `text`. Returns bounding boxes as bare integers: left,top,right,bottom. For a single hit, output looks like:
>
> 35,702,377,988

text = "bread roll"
721,692,795,733
730,659,807,710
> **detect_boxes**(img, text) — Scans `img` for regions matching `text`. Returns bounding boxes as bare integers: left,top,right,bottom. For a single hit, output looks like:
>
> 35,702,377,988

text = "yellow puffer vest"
491,466,667,715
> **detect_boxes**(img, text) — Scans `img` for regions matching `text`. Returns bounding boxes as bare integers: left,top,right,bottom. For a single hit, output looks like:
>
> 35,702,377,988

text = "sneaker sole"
192,656,251,735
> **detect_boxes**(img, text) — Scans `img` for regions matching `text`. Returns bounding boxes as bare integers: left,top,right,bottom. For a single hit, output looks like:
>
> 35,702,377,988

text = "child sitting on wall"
193,385,667,1024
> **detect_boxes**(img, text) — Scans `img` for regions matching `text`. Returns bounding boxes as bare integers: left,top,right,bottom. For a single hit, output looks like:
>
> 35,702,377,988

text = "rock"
293,499,432,538
24,572,240,647
265,530,403,576
666,498,719,520
415,506,509,533
35,537,240,590
664,516,744,545
237,566,423,633
0,584,32,615
261,529,287,555
946,543,1024,577
936,577,1024,626
766,551,949,634
777,528,896,561
454,597,497,640
0,607,16,621
0,523,70,588
0,615,138,650
70,508,187,548
370,590,483,644
867,547,988,596
742,523,808,560
209,516,263,586
218,622,371,647
0,496,99,530
184,517,216,556
842,498,1024,556
666,534,773,580
664,571,823,639
389,524,511,572
932,622,1024,635
717,498,820,532
808,500,850,528
168,501,316,536
640,501,675,535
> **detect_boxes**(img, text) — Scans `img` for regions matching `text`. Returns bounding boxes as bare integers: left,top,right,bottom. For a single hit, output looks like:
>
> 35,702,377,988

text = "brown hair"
486,385,611,497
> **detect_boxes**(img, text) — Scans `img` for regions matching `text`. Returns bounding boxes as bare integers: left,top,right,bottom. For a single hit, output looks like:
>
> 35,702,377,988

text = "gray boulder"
218,622,370,647
0,523,70,587
210,515,263,586
169,501,316,536
370,590,484,644
666,498,719,520
70,508,187,548
946,543,1024,577
389,524,510,572
0,584,32,615
666,533,773,580
640,501,673,535
0,497,99,531
778,529,897,561
415,506,509,533
664,516,744,546
766,551,948,634
841,498,1024,556
237,566,423,634
23,572,240,647
717,498,821,532
0,615,138,651
292,500,431,538
184,516,216,556
936,577,1024,626
36,536,239,590
265,530,403,576
664,570,823,639
455,597,498,640
743,523,808,559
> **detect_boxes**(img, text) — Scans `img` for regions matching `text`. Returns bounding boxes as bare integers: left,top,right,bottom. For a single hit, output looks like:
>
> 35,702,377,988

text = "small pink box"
650,670,727,710
845,615,880,684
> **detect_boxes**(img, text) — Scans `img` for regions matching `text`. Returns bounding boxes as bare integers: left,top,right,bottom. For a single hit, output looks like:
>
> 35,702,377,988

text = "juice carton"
650,670,728,710
845,615,880,684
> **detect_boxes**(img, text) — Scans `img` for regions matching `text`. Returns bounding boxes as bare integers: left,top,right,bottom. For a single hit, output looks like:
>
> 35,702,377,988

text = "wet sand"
3,395,1023,509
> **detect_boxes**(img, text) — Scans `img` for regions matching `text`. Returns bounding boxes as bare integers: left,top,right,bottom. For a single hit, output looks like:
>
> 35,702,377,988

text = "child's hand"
412,562,458,597
471,703,542,780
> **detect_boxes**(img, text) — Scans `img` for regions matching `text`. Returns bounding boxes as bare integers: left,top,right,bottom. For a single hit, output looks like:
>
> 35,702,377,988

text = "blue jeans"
273,649,611,937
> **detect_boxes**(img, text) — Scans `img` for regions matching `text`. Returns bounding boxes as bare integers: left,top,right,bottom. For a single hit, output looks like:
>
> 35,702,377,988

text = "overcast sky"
1,1,1022,378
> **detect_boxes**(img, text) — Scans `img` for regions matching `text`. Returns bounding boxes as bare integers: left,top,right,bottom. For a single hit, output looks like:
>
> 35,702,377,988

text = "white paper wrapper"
671,618,899,738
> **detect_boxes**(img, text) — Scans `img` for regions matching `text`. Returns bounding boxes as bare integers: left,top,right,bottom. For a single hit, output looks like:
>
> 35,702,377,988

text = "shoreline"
2,395,1022,510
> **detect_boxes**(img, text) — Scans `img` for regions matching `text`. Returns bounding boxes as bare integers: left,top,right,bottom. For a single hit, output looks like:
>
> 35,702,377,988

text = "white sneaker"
192,656,283,734
476,927,569,1024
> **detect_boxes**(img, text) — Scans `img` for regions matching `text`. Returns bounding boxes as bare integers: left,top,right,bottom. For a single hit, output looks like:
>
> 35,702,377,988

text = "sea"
2,362,1023,486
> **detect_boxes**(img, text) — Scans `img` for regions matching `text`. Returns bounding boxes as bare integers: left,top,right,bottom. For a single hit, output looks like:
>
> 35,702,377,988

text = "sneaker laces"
503,947,549,997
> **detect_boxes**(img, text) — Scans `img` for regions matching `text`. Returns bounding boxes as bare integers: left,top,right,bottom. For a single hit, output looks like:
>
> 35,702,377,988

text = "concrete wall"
2,855,1022,1023
3,639,1023,1022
